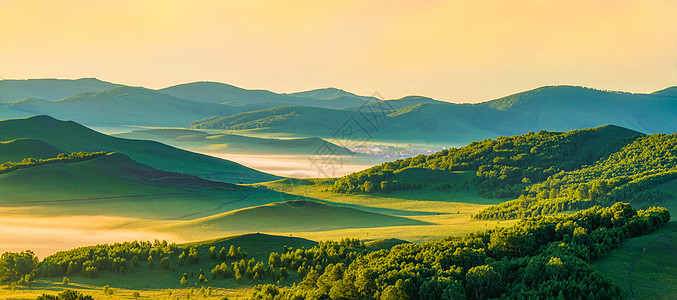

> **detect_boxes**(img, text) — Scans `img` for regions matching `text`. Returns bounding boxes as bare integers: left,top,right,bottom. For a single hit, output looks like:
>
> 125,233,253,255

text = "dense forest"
0,152,108,175
328,126,677,220
330,126,639,197
476,133,677,219
250,203,670,299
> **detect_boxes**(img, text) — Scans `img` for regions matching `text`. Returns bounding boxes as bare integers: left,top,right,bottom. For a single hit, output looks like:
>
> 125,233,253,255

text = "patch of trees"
208,239,364,285
250,203,670,299
476,133,677,219
37,290,93,300
0,250,38,286
38,240,178,278
0,152,108,175
329,127,637,196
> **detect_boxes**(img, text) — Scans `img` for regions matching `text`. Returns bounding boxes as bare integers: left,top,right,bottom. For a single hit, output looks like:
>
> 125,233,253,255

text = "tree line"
249,203,670,299
0,152,108,175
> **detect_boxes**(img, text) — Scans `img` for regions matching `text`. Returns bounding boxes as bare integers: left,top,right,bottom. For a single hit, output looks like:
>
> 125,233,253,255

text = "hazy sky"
1,0,676,103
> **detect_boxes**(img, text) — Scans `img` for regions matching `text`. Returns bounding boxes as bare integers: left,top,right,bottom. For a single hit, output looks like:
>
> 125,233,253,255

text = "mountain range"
2,78,677,144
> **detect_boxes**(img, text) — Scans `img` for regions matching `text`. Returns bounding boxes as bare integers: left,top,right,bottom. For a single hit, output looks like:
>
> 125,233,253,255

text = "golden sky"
1,0,676,102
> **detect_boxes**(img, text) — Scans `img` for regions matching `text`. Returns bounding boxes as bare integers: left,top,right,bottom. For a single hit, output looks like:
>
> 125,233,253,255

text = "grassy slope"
258,171,520,243
0,153,189,203
0,138,65,163
162,200,430,240
113,129,354,155
593,222,677,299
0,116,279,183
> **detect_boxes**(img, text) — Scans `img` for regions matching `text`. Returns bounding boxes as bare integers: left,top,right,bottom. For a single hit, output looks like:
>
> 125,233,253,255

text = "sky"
1,0,676,103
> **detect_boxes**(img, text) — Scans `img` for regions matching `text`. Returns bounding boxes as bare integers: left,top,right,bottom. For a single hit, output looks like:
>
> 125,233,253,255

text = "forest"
1,203,668,299
250,203,670,299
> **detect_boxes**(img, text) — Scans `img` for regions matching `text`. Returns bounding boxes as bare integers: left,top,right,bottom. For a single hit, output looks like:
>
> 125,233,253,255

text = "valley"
1,80,676,299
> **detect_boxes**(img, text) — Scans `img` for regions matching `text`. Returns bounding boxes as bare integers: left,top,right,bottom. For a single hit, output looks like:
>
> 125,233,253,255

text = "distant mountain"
652,86,677,97
0,115,280,183
159,82,368,109
0,78,119,102
192,85,677,143
1,86,239,126
475,85,677,135
288,87,372,100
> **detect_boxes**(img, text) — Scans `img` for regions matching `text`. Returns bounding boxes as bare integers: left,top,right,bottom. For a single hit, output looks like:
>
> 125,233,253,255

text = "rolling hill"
0,152,239,203
0,78,119,102
164,200,430,239
114,129,353,155
0,115,279,183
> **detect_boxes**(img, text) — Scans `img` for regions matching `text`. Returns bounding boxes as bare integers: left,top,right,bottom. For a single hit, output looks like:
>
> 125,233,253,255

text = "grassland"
593,222,677,299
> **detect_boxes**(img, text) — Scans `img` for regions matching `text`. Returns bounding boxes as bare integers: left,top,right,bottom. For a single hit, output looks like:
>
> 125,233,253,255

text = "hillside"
0,116,279,183
477,132,677,219
2,86,239,127
0,138,64,163
330,125,642,195
0,78,119,102
114,129,353,155
0,152,238,203
164,200,430,239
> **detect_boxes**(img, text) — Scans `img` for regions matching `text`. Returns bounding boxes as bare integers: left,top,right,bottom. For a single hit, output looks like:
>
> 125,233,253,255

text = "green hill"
114,129,353,155
330,125,642,195
0,152,239,203
477,132,677,219
0,78,119,102
0,116,279,183
0,138,64,163
164,200,430,239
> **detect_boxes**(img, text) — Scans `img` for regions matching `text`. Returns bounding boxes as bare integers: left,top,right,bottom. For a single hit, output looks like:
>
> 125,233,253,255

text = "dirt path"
627,233,667,298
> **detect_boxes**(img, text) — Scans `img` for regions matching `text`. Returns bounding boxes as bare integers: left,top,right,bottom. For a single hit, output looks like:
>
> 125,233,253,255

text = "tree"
147,256,155,269
160,257,170,270
0,250,39,283
363,180,375,193
209,246,217,259
465,265,499,300
180,275,188,285
219,247,227,261
62,277,70,285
